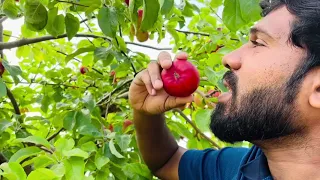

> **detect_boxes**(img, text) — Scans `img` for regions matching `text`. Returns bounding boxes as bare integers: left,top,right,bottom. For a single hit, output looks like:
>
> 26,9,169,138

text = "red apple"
161,58,200,97
0,62,5,76
80,66,88,74
108,124,114,132
123,119,133,130
110,70,116,76
138,9,143,18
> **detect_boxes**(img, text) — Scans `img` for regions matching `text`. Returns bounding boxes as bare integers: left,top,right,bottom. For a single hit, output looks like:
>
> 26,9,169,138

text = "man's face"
210,6,308,143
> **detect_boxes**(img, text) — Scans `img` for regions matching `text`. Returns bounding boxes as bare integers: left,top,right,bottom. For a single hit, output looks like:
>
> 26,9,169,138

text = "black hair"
260,0,320,103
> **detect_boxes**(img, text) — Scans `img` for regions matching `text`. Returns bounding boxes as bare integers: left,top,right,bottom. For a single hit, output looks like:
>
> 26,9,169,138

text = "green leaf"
0,162,27,180
46,7,65,37
63,157,85,180
24,0,48,31
65,46,96,62
50,163,65,178
239,0,261,23
95,153,109,170
65,13,80,40
2,0,20,19
98,7,118,38
94,47,114,66
222,0,261,32
210,0,223,8
63,148,89,158
27,168,58,180
109,140,124,158
182,1,194,17
17,136,51,149
81,141,97,153
123,163,152,179
33,155,55,169
78,124,102,137
41,95,50,113
0,79,7,99
194,109,211,132
54,138,75,153
129,0,142,24
83,93,96,112
140,0,160,31
115,134,131,153
9,147,42,163
160,0,174,15
0,119,12,134
2,59,22,77
63,111,77,130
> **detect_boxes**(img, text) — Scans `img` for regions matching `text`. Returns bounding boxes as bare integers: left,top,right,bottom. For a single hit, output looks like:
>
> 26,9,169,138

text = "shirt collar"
239,146,272,180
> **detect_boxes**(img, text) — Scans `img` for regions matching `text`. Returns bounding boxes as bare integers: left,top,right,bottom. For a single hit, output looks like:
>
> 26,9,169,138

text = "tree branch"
6,87,21,116
97,78,133,105
173,108,220,149
56,0,89,7
47,128,64,141
56,50,103,75
0,33,173,51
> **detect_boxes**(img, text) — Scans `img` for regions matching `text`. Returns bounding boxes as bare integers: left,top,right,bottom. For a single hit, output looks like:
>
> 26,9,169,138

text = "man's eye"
250,40,264,47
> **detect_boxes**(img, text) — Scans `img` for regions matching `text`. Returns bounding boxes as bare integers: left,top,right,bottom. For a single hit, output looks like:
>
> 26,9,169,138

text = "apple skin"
80,66,88,74
0,62,5,76
161,58,200,97
123,119,133,131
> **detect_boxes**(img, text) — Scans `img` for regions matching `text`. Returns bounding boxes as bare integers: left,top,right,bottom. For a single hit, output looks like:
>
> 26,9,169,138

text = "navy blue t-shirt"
178,145,273,180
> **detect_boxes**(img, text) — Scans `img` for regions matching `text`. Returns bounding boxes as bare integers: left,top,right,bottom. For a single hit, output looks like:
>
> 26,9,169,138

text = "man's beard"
210,71,305,144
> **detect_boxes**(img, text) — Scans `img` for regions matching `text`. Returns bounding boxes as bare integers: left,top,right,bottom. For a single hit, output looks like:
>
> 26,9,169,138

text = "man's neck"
258,130,320,180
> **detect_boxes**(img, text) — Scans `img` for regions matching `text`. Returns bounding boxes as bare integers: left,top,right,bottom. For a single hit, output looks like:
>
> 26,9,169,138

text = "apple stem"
174,72,180,80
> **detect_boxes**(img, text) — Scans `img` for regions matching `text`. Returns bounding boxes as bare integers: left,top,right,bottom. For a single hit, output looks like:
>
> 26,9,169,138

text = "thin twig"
0,33,173,51
56,0,89,7
56,50,103,75
80,16,96,24
6,87,21,116
173,108,220,149
96,78,133,105
47,128,64,141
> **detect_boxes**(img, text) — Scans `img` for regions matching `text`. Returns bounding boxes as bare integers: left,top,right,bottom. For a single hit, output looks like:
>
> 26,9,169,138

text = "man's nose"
222,50,242,70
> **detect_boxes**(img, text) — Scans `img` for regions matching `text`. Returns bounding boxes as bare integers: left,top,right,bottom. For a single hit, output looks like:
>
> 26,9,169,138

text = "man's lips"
217,80,232,103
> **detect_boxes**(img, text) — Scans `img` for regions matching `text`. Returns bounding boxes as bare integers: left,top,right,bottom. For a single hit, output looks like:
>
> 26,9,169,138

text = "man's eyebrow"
250,27,277,40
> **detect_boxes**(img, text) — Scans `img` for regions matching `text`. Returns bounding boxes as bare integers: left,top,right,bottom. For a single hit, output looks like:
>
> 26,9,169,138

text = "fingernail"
154,80,163,89
151,89,156,96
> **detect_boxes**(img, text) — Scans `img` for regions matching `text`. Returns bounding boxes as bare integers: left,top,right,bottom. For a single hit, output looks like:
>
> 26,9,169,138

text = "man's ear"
308,69,320,109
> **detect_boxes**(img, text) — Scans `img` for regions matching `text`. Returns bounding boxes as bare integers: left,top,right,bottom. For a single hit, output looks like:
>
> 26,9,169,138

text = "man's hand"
129,51,193,115
128,51,193,179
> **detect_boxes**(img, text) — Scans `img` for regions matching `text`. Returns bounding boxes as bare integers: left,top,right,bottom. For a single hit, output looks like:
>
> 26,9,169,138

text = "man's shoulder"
181,146,250,165
178,146,251,180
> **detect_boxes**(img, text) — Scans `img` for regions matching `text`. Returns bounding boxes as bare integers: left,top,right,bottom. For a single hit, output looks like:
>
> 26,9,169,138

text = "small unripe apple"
108,124,114,132
138,9,143,18
194,93,205,108
125,0,129,6
110,70,116,76
161,58,200,97
123,119,133,130
80,66,88,74
0,62,5,76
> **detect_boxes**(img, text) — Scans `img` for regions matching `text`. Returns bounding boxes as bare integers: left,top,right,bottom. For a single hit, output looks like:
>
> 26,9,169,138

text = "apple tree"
0,0,261,179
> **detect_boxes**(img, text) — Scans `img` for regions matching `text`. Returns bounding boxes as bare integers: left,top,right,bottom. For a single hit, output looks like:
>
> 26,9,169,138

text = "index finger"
157,51,172,69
